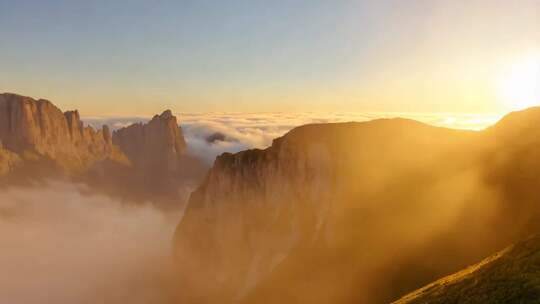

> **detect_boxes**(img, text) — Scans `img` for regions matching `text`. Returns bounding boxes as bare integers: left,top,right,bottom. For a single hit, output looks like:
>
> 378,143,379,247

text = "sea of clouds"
85,112,501,164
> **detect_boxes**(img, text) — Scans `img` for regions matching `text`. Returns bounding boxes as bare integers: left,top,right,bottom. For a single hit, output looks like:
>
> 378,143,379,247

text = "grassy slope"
393,235,540,304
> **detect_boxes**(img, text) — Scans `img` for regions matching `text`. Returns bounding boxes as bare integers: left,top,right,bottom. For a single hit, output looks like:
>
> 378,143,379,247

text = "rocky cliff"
0,93,126,174
112,110,187,173
110,110,205,204
174,119,484,303
0,93,205,207
393,235,540,303
174,107,540,303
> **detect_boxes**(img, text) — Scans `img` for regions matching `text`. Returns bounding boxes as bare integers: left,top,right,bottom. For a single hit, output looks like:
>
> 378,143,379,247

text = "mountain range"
0,93,206,206
3,92,540,303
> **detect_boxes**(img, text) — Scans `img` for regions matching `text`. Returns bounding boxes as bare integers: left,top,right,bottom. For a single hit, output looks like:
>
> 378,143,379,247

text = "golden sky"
1,0,538,116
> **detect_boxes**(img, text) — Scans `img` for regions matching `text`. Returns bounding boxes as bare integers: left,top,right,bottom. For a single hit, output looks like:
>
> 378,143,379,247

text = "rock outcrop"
0,93,126,174
112,110,187,173
174,106,540,303
393,235,540,303
110,110,206,204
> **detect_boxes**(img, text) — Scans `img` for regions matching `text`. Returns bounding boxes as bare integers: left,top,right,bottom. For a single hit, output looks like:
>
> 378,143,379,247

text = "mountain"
112,110,186,172
393,234,540,303
110,109,206,204
174,119,480,303
0,93,206,206
173,107,540,303
0,93,127,175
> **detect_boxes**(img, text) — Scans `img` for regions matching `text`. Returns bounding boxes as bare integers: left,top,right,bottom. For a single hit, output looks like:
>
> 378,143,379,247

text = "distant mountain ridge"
0,93,127,173
0,93,206,206
113,109,187,174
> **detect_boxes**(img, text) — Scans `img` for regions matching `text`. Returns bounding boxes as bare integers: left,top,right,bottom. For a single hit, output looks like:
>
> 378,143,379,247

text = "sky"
0,0,538,115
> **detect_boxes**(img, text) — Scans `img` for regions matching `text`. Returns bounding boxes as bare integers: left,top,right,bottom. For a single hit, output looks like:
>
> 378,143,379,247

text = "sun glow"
498,54,540,111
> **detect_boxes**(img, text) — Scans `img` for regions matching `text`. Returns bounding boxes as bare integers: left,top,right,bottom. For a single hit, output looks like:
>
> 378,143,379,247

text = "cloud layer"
0,182,180,304
85,112,501,164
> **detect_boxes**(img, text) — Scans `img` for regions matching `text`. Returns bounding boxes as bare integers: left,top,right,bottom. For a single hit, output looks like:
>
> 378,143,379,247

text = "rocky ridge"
0,93,127,174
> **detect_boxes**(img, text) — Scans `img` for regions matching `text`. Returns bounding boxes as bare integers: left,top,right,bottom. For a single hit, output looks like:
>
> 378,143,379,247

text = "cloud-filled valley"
0,182,180,304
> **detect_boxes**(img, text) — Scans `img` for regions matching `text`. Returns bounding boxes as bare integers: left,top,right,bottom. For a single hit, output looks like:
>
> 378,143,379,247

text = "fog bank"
0,181,179,304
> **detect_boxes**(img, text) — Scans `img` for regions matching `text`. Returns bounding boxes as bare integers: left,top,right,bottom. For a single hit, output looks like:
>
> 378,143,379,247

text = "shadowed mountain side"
393,235,540,304
76,154,207,209
174,105,540,303
479,107,540,242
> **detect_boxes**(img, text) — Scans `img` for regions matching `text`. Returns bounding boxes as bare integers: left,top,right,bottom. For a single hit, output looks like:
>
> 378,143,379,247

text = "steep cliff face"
176,133,335,301
0,93,126,173
174,119,484,303
393,235,540,304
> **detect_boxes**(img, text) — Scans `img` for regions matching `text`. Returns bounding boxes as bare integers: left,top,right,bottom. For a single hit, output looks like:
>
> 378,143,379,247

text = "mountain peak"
112,110,187,172
159,109,173,119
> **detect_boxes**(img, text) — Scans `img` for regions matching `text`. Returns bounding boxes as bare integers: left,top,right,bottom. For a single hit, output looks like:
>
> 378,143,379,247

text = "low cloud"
84,112,501,164
0,181,180,304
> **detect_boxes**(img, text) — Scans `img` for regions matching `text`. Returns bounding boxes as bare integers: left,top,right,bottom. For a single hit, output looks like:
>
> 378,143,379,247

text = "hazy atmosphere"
0,182,179,303
1,1,539,304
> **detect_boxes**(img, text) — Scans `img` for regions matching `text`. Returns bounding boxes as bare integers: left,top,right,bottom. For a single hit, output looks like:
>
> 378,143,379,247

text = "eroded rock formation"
112,110,187,173
0,93,126,174
110,110,205,204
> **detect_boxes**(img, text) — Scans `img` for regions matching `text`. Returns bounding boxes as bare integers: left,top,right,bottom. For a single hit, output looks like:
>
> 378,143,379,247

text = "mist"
0,181,179,304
